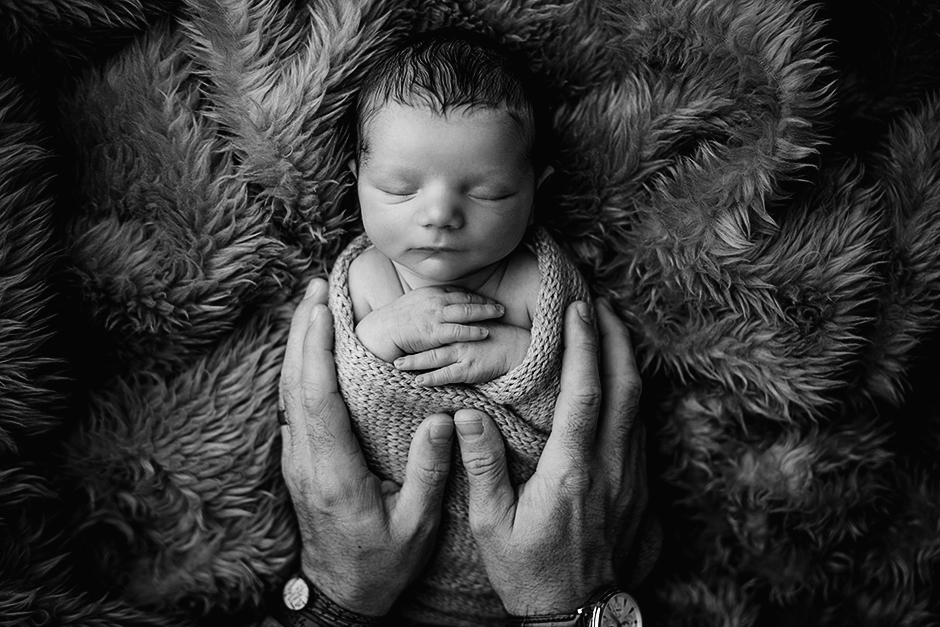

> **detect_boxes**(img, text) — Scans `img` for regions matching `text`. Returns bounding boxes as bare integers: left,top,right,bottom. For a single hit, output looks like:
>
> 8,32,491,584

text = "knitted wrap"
328,226,588,624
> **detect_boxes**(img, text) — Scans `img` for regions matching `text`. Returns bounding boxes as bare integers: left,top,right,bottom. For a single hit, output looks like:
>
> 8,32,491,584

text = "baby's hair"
355,28,545,169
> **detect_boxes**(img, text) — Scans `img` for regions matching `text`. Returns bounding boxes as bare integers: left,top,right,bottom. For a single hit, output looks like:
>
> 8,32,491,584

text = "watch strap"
506,585,640,627
507,611,581,627
270,572,385,627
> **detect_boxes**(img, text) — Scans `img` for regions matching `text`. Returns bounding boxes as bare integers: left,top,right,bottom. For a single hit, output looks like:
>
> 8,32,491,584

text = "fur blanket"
2,0,940,625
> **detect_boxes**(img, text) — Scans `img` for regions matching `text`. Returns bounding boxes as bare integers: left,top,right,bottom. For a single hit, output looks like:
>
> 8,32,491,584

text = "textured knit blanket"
328,226,606,624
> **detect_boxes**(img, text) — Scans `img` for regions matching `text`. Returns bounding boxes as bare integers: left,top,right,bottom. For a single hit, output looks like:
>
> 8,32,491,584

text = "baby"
345,30,552,383
327,29,589,625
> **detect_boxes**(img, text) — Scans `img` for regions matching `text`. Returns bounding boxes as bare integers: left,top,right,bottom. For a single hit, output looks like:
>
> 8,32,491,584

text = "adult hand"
278,278,457,616
453,298,647,616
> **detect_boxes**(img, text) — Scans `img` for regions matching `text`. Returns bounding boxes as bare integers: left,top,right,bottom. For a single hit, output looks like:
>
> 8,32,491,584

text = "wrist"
300,560,394,617
354,315,403,362
271,570,387,627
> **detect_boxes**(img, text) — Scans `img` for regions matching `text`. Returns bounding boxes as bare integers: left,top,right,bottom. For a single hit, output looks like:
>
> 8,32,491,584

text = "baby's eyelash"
472,193,515,202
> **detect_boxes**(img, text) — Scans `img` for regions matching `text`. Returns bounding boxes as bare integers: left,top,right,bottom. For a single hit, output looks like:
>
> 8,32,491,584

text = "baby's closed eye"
469,191,517,202
378,187,416,197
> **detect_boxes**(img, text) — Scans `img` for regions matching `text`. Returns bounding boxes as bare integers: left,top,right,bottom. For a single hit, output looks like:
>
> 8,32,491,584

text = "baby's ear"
536,165,554,189
347,158,358,178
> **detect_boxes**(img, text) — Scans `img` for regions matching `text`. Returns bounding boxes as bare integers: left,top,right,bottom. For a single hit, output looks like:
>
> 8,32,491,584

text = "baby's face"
353,102,542,287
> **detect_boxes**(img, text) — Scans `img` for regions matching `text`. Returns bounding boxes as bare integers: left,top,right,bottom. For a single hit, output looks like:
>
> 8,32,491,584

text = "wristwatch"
270,572,384,627
509,586,642,627
577,587,642,627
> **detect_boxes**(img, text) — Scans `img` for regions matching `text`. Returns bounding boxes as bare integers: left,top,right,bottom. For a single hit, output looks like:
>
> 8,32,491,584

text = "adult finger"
299,301,369,483
394,414,455,530
618,421,649,554
280,278,329,410
538,301,601,471
454,409,516,539
279,279,329,468
595,298,643,473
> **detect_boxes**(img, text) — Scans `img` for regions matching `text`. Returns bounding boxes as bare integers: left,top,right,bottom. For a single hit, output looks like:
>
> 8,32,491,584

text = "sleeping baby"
327,28,590,625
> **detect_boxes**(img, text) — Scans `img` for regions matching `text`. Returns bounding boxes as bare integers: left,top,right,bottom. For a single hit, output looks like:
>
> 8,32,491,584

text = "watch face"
283,576,310,611
599,592,641,627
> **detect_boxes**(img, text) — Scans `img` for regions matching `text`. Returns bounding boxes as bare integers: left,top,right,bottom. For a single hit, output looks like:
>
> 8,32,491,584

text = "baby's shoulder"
499,247,541,321
348,247,402,321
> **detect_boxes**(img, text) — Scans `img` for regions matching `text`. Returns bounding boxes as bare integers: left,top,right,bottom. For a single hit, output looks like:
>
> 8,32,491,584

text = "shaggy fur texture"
1,0,939,625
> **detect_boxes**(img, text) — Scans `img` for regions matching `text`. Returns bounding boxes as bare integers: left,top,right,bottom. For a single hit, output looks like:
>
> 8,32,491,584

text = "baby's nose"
418,191,464,229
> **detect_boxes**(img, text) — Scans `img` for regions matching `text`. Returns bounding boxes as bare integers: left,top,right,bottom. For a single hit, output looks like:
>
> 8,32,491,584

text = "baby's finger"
415,363,467,387
434,322,489,345
440,287,501,306
442,301,505,323
394,346,458,371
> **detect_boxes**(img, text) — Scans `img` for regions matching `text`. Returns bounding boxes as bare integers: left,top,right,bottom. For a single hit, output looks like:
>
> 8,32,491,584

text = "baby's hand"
393,322,531,386
356,286,506,362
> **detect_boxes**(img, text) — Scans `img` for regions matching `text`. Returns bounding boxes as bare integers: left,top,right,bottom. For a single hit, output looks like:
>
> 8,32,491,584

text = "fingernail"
394,358,405,368
576,300,592,323
495,304,505,314
455,415,484,441
415,375,426,385
304,279,323,299
310,303,326,321
430,421,454,444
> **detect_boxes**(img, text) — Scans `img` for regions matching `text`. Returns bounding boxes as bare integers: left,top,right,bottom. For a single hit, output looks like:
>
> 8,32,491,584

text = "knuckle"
557,467,594,496
300,389,333,419
462,451,504,478
308,479,348,512
452,363,470,381
414,458,451,488
573,384,603,413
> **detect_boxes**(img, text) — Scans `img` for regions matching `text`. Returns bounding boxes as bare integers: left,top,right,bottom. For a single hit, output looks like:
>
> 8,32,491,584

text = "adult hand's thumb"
454,409,515,538
398,414,454,517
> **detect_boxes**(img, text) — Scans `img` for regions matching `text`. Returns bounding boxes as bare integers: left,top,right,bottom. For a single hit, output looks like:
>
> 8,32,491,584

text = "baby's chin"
397,258,491,289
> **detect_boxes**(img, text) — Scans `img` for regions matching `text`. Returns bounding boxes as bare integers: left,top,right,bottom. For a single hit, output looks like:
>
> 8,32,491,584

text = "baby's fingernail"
495,304,505,314
478,327,489,337
430,421,454,444
310,303,326,321
416,375,426,385
455,415,484,440
394,358,405,368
